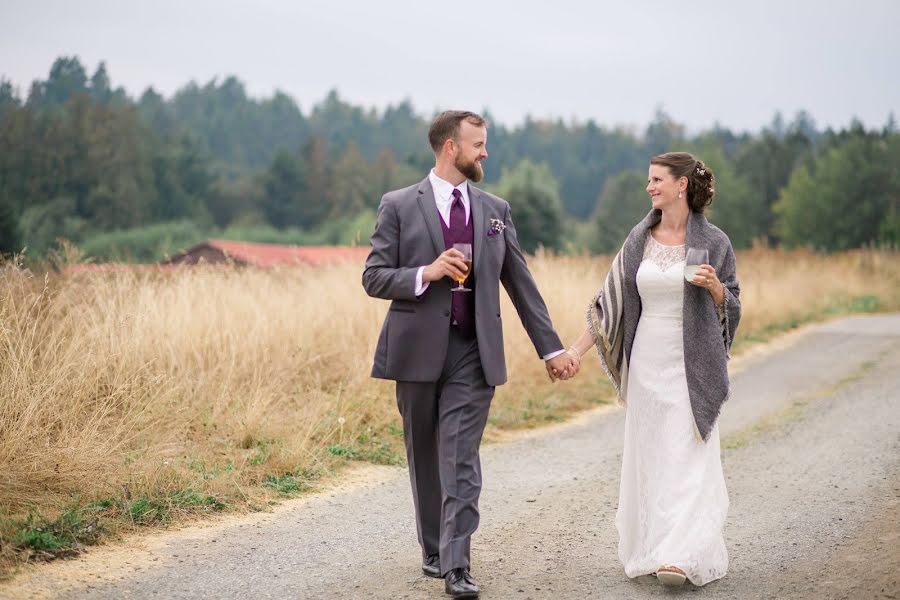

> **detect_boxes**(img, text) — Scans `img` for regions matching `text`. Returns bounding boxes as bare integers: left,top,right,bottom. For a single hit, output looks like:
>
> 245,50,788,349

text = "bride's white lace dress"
615,235,729,586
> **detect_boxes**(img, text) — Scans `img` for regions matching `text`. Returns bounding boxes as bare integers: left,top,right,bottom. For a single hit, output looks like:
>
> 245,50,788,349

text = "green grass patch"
263,474,314,496
127,496,168,525
125,488,226,526
262,467,322,497
11,505,101,557
249,438,274,466
2,486,228,572
327,431,404,466
80,220,208,263
326,444,359,459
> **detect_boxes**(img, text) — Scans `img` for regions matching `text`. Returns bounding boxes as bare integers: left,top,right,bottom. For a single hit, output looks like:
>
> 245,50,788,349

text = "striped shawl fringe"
586,248,628,404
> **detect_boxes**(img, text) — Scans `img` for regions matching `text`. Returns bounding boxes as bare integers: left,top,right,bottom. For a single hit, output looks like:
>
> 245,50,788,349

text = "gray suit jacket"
362,176,563,387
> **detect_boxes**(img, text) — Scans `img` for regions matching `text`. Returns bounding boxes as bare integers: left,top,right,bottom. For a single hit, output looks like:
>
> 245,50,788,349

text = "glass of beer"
452,243,473,292
684,247,709,284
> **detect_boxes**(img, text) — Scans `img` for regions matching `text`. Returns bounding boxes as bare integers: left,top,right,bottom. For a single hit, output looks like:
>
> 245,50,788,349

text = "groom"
362,110,576,598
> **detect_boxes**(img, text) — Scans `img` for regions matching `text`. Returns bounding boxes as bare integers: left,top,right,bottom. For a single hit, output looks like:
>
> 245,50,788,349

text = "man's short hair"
428,110,487,153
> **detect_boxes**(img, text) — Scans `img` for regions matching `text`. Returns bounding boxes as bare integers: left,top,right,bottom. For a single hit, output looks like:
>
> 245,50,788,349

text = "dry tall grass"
1,248,898,532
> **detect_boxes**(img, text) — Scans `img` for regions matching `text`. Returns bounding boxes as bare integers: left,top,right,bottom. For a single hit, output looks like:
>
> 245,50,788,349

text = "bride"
564,152,741,587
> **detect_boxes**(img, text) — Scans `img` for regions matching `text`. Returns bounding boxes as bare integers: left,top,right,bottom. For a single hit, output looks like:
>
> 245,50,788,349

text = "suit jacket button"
444,310,450,317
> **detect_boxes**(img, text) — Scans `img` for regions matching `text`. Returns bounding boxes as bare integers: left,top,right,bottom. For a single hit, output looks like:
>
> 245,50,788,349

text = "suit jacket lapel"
469,184,487,274
416,177,446,258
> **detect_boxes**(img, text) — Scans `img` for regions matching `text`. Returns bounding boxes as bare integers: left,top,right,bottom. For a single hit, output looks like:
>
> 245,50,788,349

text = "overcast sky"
2,0,898,133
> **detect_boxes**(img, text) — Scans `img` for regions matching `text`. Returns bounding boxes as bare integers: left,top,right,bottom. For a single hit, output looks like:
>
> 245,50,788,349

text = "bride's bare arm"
565,328,595,367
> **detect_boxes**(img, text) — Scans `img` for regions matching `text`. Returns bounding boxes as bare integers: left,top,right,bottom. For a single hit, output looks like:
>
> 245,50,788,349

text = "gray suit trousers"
395,326,494,575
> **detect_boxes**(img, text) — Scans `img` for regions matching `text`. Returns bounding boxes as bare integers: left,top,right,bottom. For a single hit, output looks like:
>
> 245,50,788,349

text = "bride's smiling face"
646,164,686,210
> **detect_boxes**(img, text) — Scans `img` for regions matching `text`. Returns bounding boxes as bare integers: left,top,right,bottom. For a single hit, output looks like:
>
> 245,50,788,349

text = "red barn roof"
164,240,370,268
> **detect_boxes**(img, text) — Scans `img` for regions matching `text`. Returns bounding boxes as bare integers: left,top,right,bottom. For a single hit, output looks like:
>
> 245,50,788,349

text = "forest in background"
0,57,898,261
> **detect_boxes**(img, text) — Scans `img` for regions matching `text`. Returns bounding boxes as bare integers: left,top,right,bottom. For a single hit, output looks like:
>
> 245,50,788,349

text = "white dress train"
615,235,729,586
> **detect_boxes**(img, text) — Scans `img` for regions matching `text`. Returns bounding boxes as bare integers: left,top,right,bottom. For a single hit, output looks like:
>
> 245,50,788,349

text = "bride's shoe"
656,565,687,587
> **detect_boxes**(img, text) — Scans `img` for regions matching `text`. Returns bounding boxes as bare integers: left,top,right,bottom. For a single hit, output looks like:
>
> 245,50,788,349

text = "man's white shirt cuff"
543,349,566,361
415,266,429,296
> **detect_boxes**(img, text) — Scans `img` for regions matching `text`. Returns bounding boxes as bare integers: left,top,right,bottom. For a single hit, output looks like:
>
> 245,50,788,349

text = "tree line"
0,56,897,259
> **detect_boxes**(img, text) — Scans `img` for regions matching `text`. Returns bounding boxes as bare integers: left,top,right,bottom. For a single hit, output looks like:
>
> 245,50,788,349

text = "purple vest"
439,208,476,339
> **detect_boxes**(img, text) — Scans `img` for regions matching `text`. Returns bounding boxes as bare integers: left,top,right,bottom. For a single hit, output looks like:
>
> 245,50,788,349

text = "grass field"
1,247,898,575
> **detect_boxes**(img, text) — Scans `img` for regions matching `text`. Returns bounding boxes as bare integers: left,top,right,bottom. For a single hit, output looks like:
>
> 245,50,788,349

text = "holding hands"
549,328,597,383
546,350,580,382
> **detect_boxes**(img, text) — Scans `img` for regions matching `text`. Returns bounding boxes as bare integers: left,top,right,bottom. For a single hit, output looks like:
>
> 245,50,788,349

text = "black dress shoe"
444,568,479,598
422,554,441,578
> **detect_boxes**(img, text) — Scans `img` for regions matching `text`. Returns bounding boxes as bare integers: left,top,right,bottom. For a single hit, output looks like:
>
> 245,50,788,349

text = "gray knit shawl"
588,208,741,441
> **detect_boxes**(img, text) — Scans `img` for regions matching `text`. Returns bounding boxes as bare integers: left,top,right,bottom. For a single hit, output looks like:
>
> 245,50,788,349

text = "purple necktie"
449,188,466,237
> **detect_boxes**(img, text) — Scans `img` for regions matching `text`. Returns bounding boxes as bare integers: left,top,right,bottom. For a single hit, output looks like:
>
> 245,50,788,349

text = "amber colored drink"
455,260,473,284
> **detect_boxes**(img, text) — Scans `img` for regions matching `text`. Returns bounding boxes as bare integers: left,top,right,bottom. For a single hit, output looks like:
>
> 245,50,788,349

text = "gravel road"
6,314,899,600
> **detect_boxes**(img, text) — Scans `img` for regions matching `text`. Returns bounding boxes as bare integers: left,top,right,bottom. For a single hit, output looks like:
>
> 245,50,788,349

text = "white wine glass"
684,247,709,284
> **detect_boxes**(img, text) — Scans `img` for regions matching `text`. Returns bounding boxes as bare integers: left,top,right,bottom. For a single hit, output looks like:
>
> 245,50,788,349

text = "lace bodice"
643,234,685,271
638,236,686,319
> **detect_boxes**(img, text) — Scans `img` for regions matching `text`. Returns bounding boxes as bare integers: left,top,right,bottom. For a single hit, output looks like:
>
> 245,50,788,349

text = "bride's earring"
678,191,683,199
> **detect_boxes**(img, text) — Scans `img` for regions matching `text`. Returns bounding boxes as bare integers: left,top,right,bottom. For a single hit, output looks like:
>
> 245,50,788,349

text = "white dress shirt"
415,170,470,296
414,170,565,362
430,168,471,228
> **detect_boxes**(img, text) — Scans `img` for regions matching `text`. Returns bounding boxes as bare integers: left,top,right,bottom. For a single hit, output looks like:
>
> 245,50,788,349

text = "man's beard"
455,154,483,182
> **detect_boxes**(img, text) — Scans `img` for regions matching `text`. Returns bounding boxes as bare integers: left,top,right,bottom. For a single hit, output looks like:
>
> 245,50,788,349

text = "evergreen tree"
643,108,685,157
0,194,19,254
774,131,900,249
331,143,370,217
301,136,333,225
489,159,564,253
687,136,759,249
27,56,89,111
0,80,20,120
6,54,898,258
262,150,307,228
591,170,651,254
731,129,812,245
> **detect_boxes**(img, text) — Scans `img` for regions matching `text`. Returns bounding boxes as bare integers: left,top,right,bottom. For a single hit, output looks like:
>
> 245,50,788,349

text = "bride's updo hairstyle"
650,152,716,213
